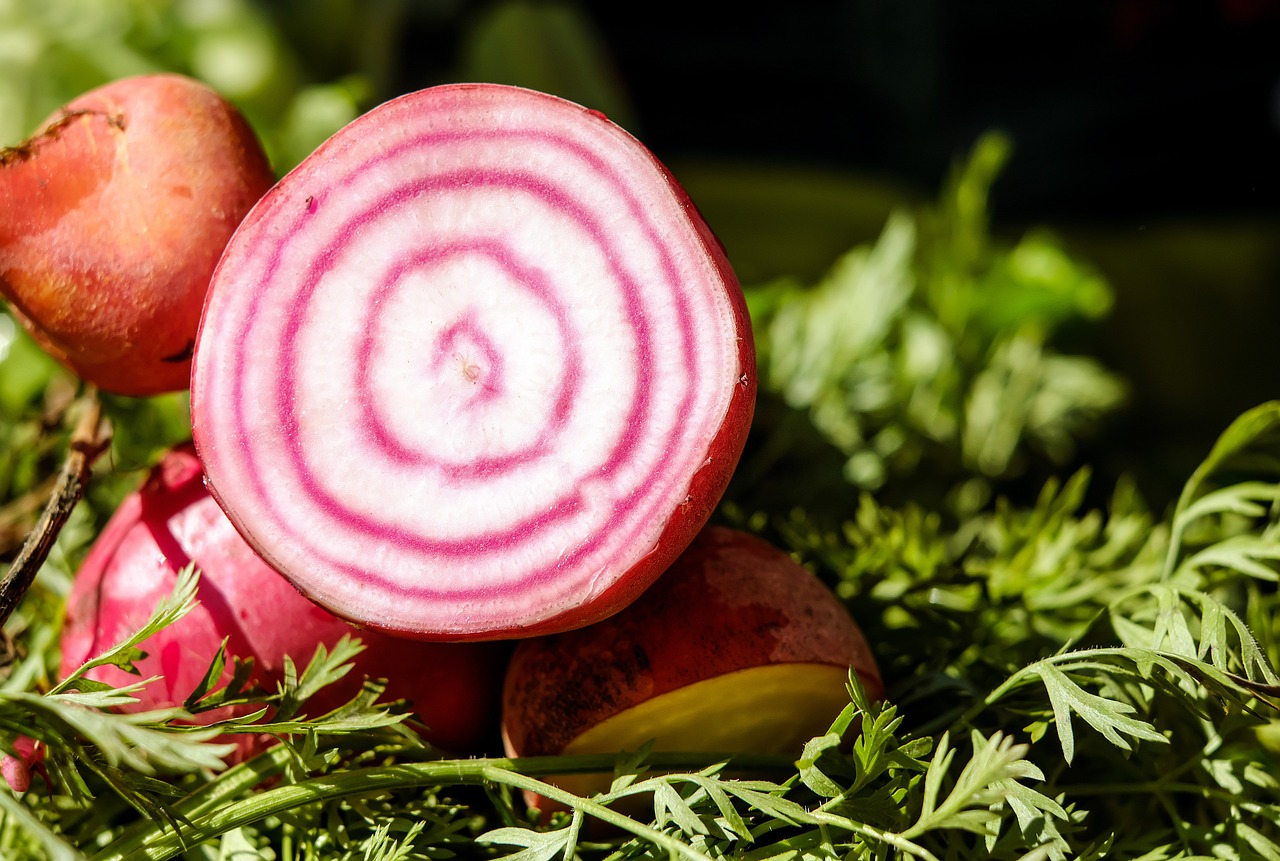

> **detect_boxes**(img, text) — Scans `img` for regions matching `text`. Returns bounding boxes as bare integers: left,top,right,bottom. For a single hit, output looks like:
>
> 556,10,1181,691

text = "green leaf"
653,780,708,836
186,655,260,715
1181,401,1280,505
273,635,363,721
51,563,201,696
1176,482,1280,527
721,783,821,826
686,771,751,840
1033,662,1167,763
1166,401,1280,578
997,780,1069,860
353,820,426,861
11,692,235,775
902,730,1040,840
608,739,654,794
1180,535,1280,583
1238,821,1280,861
797,733,845,799
476,826,571,861
748,132,1123,502
183,639,230,710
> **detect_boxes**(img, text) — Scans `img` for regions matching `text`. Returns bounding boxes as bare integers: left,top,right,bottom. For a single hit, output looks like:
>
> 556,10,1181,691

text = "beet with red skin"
503,525,883,759
60,445,505,759
0,74,275,396
191,83,756,642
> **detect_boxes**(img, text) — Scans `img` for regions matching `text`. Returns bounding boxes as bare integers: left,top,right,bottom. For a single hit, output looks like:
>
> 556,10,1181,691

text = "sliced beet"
190,84,755,641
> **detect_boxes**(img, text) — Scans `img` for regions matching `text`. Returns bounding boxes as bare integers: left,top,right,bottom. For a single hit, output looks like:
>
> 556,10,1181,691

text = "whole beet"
0,74,275,395
60,445,504,758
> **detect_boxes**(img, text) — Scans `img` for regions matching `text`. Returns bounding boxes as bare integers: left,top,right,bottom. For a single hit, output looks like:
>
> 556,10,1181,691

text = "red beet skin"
60,446,504,758
502,526,883,759
0,74,275,395
191,84,756,641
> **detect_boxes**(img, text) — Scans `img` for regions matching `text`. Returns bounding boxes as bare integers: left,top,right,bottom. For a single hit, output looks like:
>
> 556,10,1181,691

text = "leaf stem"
91,752,795,861
740,820,939,861
807,810,940,861
945,645,1172,734
946,661,1045,734
0,389,111,628
1066,778,1280,815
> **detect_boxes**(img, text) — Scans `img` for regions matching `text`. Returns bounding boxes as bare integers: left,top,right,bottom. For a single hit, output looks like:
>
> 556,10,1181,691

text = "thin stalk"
1068,779,1280,815
944,646,1166,734
0,390,110,627
92,752,795,861
740,820,939,861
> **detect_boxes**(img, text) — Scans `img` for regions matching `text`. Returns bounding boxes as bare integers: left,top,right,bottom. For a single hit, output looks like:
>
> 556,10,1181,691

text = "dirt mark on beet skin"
0,110,125,167
0,110,126,245
507,639,655,755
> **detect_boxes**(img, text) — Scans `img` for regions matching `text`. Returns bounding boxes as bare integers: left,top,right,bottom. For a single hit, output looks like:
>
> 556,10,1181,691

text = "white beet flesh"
190,84,753,640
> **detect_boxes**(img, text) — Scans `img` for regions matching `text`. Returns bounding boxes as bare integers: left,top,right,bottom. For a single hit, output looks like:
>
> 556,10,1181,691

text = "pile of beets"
0,75,881,782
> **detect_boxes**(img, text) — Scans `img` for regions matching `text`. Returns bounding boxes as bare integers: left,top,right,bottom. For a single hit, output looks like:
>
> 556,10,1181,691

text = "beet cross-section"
190,84,756,641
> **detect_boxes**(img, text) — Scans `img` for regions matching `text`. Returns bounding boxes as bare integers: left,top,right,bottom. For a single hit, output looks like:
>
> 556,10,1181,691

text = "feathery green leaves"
748,134,1125,505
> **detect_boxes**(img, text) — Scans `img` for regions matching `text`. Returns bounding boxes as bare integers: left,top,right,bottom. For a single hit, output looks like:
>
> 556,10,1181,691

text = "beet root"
0,74,275,395
191,83,756,641
59,445,505,759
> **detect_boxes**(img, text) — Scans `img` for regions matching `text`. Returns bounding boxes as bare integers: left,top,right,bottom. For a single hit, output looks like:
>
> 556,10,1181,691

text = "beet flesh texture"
60,446,504,758
0,74,275,396
191,84,756,641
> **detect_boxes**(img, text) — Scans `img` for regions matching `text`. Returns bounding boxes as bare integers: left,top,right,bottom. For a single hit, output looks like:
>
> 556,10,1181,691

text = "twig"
0,389,112,627
0,474,60,556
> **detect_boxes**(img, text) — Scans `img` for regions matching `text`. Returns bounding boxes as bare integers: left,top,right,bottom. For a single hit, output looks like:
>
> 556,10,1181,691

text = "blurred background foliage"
0,0,1277,524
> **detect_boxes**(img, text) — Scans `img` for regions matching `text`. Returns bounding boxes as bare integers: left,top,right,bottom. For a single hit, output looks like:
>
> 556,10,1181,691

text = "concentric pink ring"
193,86,747,638
352,237,581,477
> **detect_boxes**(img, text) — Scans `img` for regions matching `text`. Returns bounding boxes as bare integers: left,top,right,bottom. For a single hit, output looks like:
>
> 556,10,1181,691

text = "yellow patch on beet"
551,662,853,798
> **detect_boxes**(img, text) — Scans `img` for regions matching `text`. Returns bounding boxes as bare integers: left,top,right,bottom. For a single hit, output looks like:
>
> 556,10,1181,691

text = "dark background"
595,1,1280,222
385,0,1280,222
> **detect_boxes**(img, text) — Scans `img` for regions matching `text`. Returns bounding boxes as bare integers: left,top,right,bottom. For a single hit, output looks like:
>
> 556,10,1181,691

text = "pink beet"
60,445,504,758
1,737,45,793
191,83,756,641
0,74,275,395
